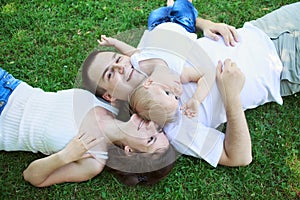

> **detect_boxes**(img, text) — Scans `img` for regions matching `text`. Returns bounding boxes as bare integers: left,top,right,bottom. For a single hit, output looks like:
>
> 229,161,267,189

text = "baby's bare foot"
167,0,174,6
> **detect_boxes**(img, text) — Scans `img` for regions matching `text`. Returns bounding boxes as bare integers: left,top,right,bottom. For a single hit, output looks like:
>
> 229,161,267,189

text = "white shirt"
131,22,283,167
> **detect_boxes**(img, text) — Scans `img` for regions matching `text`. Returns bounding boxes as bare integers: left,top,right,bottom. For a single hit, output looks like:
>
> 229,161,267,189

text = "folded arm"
23,133,105,187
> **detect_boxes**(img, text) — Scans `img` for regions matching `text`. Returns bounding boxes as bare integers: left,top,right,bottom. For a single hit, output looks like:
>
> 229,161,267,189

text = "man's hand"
196,18,239,46
216,59,252,167
216,59,245,107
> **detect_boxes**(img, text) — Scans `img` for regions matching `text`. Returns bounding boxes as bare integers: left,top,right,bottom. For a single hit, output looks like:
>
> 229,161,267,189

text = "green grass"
1,0,299,199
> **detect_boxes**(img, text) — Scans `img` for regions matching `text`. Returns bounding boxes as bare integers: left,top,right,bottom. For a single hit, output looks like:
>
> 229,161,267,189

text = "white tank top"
0,82,117,159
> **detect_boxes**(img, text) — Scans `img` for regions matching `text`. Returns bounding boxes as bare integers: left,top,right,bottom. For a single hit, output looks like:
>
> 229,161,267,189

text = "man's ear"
143,78,153,89
102,92,116,103
124,145,133,156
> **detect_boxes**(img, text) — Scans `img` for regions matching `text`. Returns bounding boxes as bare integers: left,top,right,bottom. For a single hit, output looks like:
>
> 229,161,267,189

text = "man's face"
89,52,145,101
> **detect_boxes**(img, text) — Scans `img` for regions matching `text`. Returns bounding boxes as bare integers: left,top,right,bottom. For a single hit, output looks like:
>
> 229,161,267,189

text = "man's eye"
116,56,121,63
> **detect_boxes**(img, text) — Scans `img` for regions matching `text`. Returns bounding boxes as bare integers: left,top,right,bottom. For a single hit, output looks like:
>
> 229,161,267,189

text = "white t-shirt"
131,22,283,167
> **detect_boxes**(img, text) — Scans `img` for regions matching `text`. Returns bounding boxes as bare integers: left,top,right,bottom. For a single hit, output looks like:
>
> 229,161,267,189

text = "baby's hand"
181,98,199,118
97,35,116,47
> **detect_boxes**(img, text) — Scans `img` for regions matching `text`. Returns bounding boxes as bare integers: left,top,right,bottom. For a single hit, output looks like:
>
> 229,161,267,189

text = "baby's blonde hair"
129,84,177,127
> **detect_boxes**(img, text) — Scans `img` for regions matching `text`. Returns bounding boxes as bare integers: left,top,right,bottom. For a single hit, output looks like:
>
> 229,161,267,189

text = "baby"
128,59,214,127
98,0,215,126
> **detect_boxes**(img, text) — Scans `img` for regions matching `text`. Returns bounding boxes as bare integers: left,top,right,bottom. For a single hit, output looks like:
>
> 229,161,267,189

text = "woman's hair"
81,50,107,97
106,144,177,186
129,84,176,127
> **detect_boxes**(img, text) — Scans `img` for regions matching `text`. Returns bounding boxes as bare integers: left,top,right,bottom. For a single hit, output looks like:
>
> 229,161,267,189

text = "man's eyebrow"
101,52,117,80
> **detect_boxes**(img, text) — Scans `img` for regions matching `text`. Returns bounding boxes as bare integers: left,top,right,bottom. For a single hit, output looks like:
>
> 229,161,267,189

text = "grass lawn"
0,0,299,199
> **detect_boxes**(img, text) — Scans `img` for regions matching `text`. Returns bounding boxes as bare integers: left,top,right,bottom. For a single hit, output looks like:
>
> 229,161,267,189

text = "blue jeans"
0,68,21,115
148,0,198,33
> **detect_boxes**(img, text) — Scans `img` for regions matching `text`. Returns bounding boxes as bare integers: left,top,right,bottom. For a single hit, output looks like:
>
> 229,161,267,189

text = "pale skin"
216,59,252,166
196,18,239,46
99,35,215,118
92,14,251,166
135,59,251,166
89,45,252,167
23,107,169,187
166,0,239,46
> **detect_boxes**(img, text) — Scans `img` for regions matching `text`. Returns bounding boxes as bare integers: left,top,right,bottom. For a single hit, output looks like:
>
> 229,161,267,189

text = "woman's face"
122,114,169,153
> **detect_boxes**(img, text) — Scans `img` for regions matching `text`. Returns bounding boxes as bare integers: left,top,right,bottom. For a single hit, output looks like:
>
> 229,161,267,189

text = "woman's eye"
148,136,154,143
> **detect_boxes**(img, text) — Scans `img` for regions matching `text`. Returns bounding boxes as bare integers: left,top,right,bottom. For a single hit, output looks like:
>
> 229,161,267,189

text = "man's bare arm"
216,59,252,166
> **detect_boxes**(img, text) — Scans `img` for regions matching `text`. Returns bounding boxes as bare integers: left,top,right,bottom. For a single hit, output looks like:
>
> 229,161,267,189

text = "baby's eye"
157,127,164,133
107,71,113,79
165,91,170,95
175,96,179,100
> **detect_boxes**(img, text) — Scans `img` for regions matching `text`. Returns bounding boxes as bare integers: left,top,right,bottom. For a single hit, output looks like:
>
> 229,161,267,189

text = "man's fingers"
216,60,223,74
224,58,233,67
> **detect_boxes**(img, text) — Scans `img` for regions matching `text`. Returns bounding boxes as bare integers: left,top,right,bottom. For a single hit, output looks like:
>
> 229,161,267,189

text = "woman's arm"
23,133,105,187
196,18,239,47
98,35,137,56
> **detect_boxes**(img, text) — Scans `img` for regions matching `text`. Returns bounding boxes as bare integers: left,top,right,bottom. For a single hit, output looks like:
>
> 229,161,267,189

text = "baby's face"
153,69,183,97
147,82,180,113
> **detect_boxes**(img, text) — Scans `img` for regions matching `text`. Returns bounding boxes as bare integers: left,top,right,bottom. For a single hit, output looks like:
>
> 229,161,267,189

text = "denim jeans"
148,0,198,33
0,68,21,115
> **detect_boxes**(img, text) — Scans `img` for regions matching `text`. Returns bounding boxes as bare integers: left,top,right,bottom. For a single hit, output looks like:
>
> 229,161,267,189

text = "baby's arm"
180,66,215,118
98,35,137,56
23,133,104,187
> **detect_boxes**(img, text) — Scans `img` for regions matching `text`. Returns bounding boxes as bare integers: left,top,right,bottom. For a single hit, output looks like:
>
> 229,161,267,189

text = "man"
81,3,299,167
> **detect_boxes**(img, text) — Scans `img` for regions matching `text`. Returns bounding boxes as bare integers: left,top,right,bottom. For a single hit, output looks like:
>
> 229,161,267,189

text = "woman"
0,67,174,187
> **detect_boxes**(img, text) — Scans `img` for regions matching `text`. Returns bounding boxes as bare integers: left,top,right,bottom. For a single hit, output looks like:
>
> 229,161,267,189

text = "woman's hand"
23,132,103,187
196,18,239,46
59,132,100,164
